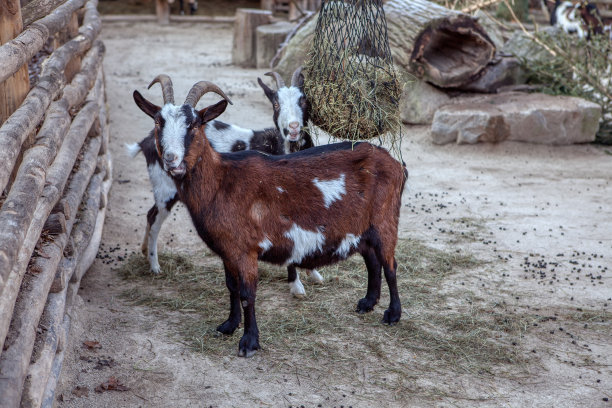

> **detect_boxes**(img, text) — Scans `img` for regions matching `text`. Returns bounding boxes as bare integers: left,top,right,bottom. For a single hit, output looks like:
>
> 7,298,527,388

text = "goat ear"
198,100,228,123
133,90,161,119
257,77,276,103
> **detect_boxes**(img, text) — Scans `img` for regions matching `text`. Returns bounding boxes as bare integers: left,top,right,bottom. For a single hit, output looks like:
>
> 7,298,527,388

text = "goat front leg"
144,195,178,274
356,246,381,314
217,262,242,335
237,256,260,357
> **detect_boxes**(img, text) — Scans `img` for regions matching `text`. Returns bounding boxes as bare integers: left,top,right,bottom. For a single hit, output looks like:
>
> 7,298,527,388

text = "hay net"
304,0,401,143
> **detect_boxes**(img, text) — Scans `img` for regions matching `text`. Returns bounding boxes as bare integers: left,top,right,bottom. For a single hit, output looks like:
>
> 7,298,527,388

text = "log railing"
0,0,111,406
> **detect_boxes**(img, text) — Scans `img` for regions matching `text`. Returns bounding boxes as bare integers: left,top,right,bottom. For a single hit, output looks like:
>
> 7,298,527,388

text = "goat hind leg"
356,246,381,314
382,257,401,325
238,259,260,357
287,265,306,298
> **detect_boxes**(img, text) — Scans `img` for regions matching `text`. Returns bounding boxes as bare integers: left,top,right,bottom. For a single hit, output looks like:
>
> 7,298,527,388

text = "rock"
272,15,317,79
474,10,505,50
502,27,558,64
431,92,601,145
458,55,526,93
399,76,452,124
256,22,296,69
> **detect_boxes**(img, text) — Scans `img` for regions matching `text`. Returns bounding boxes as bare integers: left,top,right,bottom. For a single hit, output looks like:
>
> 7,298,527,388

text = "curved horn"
148,74,175,105
265,71,285,89
184,81,233,107
291,66,303,87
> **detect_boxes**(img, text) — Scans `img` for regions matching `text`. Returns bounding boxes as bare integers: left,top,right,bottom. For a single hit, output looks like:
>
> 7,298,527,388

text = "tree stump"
256,21,294,69
232,8,272,68
385,0,495,88
0,0,30,126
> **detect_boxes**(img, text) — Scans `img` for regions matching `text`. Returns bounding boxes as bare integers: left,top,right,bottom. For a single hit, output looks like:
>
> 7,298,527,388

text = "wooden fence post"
232,8,272,67
0,0,30,126
156,0,170,24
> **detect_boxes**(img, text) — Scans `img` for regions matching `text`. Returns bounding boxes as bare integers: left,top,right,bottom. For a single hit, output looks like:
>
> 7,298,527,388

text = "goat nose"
164,152,177,163
289,121,299,130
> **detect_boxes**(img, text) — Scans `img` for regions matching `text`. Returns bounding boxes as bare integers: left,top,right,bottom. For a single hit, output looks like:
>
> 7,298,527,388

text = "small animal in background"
550,0,612,39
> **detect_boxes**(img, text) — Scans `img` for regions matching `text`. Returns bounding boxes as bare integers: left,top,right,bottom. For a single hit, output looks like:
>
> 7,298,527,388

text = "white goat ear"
198,100,228,123
133,90,161,119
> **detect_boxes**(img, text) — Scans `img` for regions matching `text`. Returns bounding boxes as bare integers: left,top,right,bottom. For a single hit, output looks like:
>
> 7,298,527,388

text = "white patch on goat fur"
313,173,346,208
148,162,177,206
276,87,304,139
259,237,273,253
334,234,360,259
276,186,286,193
160,104,189,167
206,121,253,153
284,223,325,265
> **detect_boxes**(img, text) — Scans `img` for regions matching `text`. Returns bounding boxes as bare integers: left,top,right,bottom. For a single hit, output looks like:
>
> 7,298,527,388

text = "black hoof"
216,319,239,335
356,297,377,314
238,334,260,358
382,308,401,325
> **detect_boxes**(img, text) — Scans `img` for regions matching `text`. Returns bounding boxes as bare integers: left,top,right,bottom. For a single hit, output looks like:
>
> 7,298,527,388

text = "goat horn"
184,81,233,107
291,66,303,87
265,71,285,89
148,74,175,105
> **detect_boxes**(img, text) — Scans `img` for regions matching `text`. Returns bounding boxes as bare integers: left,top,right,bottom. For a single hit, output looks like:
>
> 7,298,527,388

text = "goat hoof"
307,269,324,284
238,334,260,358
289,280,306,298
150,263,161,275
217,320,239,335
356,297,376,314
382,308,401,325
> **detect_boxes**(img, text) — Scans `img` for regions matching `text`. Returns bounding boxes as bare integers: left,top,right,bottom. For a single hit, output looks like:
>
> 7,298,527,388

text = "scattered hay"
117,238,534,381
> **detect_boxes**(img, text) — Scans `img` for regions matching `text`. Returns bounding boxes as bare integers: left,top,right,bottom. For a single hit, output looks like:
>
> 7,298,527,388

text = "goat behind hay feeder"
304,0,402,142
135,79,409,357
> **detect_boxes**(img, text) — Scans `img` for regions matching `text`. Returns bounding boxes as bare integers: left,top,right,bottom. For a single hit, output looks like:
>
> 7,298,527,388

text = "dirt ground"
53,21,612,407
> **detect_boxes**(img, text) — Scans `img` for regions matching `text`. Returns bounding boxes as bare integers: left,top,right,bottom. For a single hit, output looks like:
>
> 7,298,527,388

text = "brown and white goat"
130,72,320,297
136,80,408,357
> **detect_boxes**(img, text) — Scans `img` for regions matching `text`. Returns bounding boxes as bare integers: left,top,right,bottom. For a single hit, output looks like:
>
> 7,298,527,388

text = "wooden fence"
0,0,111,406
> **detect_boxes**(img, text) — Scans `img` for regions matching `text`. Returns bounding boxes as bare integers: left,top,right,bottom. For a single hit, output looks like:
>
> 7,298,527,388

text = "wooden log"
43,213,67,235
0,0,31,126
41,314,70,408
232,8,272,67
156,0,169,24
0,140,102,408
20,284,68,408
385,0,495,88
261,0,274,11
0,1,101,194
52,200,71,221
256,21,295,69
0,0,86,84
22,0,69,27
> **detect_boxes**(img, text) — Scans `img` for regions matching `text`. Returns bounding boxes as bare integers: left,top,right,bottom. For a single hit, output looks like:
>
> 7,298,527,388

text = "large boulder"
431,92,601,145
272,15,317,79
400,77,452,124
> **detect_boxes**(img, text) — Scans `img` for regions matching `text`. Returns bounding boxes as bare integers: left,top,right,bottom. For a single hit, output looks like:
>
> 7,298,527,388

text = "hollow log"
0,0,86,84
384,0,495,88
232,8,272,67
0,2,101,194
0,143,102,408
0,0,31,126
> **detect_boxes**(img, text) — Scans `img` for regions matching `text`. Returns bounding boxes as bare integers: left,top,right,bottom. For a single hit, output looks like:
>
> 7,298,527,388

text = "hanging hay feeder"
304,0,401,141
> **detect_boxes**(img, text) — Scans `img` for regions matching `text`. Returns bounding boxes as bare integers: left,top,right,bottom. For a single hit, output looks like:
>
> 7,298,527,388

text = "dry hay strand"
116,238,539,384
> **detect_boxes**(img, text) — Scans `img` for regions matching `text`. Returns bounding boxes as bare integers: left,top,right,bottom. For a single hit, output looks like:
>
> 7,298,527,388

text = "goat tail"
125,142,142,158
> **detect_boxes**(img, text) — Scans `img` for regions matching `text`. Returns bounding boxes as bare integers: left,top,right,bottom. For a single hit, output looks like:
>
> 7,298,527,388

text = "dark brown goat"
139,82,408,357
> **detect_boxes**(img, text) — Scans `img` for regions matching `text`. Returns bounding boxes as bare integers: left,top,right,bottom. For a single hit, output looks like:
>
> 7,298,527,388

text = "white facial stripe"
313,174,346,208
284,223,325,265
259,237,273,253
147,162,178,206
335,234,360,258
206,121,253,152
277,87,303,136
160,105,189,166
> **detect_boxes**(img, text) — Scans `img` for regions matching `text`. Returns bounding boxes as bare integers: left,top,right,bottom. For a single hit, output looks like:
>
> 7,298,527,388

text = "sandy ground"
54,21,612,407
